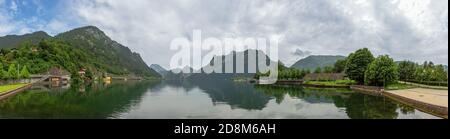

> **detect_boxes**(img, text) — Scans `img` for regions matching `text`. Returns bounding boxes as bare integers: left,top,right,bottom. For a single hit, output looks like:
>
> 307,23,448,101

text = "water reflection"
0,81,160,119
0,79,439,119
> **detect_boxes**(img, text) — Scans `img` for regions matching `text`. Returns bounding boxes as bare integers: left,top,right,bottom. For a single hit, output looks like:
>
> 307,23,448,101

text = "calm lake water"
0,79,440,119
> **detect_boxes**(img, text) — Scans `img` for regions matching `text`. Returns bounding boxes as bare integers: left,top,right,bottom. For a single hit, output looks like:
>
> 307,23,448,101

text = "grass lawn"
304,80,357,87
0,83,29,95
385,82,416,90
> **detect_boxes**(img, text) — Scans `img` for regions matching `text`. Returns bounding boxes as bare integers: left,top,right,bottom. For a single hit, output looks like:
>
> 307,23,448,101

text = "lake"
0,80,440,119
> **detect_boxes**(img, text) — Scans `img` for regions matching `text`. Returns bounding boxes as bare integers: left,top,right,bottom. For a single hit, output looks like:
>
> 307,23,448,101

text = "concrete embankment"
350,85,384,96
384,88,448,119
351,85,448,119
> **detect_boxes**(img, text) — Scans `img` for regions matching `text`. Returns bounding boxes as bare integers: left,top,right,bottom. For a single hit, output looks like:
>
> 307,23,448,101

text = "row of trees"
256,62,343,80
312,66,337,74
334,48,448,87
255,63,310,80
278,68,310,80
0,63,30,80
398,61,447,82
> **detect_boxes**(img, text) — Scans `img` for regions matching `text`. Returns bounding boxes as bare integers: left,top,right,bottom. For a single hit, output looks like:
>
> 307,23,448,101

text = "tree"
20,65,30,78
314,67,322,73
0,63,4,79
323,66,334,73
345,48,374,84
304,69,311,74
7,64,19,80
334,59,347,73
364,55,398,87
413,62,448,82
85,68,94,80
398,61,417,81
430,65,448,81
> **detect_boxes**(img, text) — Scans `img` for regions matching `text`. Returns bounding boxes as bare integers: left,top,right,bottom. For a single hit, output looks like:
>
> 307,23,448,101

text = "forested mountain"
0,26,160,79
55,26,159,77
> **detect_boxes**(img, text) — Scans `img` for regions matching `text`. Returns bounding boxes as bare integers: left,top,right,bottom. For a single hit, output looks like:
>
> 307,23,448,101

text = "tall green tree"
345,48,374,84
314,67,322,73
20,65,30,78
364,55,399,86
398,61,417,81
323,66,334,73
432,65,448,81
0,63,4,79
7,64,19,79
334,59,347,73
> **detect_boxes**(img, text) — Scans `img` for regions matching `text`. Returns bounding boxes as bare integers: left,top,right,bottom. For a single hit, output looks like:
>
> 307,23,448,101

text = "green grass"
0,83,28,95
304,80,357,87
385,82,416,90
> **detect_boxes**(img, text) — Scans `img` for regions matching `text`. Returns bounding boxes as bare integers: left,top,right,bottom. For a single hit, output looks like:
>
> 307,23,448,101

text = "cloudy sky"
0,0,448,69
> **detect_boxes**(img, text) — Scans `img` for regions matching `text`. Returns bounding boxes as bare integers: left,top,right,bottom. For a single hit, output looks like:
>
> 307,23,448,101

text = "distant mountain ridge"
186,49,280,81
150,64,168,76
0,31,52,49
291,55,346,70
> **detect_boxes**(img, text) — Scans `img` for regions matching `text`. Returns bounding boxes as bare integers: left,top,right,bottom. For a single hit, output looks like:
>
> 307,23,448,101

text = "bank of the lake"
0,83,32,101
303,80,356,88
0,84,29,94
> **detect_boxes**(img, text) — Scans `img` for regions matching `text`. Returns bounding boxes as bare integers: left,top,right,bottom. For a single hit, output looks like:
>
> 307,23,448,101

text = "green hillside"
0,26,160,80
55,26,159,77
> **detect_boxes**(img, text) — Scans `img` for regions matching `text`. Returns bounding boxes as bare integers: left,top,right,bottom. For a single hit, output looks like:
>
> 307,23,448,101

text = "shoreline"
0,83,33,101
350,85,448,119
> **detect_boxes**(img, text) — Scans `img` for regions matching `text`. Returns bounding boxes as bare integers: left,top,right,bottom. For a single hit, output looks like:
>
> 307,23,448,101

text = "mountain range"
0,26,160,78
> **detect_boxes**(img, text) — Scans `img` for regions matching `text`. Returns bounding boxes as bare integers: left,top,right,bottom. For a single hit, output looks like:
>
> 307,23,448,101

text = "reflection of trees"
254,85,353,104
398,103,416,115
337,94,399,119
254,85,403,119
187,74,271,110
0,81,159,119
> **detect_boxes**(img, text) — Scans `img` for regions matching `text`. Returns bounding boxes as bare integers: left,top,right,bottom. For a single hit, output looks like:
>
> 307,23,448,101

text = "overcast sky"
0,0,448,69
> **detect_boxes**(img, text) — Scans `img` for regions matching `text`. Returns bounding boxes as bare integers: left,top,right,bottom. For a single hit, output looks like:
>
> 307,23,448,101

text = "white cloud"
0,0,15,36
66,0,447,68
9,0,17,13
3,0,448,67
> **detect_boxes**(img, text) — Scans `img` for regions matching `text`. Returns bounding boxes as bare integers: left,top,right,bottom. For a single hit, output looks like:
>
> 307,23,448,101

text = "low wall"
304,84,350,88
350,85,384,96
274,80,304,85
